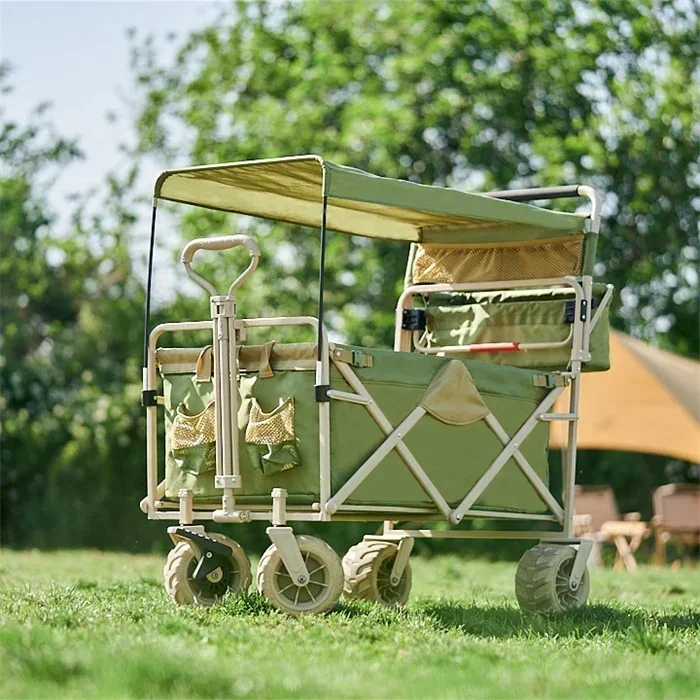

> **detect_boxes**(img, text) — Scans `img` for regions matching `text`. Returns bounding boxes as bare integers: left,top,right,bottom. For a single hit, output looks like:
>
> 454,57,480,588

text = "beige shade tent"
550,331,700,463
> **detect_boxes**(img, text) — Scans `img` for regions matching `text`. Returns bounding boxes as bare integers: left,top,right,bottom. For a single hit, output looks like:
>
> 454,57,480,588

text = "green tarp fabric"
424,285,611,371
161,344,553,514
154,156,586,245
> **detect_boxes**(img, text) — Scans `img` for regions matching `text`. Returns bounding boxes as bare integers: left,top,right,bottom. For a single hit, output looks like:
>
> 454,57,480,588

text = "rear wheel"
257,535,344,615
342,541,412,607
515,544,589,615
163,532,251,606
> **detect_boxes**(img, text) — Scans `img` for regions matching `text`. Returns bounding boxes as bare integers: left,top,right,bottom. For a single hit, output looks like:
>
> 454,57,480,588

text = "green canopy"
154,155,587,245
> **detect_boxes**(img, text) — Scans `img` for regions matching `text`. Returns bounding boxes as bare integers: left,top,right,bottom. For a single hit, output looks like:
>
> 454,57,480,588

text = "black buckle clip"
141,390,159,407
565,297,597,324
315,384,330,403
402,308,426,331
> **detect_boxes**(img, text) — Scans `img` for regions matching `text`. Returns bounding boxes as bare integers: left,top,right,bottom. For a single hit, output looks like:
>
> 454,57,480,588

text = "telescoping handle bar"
181,234,261,296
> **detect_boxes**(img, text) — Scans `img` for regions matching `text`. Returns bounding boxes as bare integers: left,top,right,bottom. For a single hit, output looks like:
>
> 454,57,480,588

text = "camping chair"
574,485,650,571
652,483,700,567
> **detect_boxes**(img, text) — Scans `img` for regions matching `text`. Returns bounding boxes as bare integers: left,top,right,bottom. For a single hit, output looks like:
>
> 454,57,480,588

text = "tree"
129,0,699,354
3,0,697,552
0,67,153,549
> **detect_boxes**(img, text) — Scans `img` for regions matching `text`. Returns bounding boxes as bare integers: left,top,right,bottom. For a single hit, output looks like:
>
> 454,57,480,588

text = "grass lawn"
0,548,698,698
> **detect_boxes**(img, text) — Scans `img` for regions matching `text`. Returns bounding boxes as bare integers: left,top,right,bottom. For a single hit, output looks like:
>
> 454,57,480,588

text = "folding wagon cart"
140,156,613,615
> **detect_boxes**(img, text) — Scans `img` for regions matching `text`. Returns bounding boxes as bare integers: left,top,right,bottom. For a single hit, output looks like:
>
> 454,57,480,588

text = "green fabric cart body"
160,344,554,514
422,284,611,372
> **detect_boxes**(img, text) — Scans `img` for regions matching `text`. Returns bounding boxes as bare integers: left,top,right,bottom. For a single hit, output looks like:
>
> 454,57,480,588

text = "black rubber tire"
163,532,251,606
342,540,412,607
515,543,589,615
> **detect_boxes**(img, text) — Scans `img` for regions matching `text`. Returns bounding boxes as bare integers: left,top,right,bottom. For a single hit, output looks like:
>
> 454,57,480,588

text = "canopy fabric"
154,155,587,245
550,332,700,463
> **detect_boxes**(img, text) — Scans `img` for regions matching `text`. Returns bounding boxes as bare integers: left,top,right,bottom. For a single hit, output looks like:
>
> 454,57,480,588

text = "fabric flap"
419,360,490,426
194,346,213,382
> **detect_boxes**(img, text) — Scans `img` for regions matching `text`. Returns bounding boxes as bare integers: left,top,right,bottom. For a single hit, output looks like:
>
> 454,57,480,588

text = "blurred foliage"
129,0,699,352
1,0,698,553
0,68,154,549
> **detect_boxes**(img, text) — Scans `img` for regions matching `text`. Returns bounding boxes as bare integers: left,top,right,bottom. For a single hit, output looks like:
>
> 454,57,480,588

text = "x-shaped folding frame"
324,355,565,525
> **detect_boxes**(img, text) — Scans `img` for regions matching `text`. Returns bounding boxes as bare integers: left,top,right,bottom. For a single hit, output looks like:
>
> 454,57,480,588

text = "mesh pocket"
413,237,583,283
172,402,216,449
171,401,216,475
245,398,300,475
245,398,295,444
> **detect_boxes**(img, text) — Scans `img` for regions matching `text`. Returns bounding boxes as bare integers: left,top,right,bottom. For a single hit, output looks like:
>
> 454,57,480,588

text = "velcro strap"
532,373,566,389
331,348,374,368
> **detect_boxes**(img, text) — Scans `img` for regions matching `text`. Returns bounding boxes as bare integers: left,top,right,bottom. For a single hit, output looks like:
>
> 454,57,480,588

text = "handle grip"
180,235,261,264
181,234,260,296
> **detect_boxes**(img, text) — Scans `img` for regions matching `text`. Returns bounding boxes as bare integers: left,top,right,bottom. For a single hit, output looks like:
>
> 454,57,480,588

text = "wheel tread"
342,540,412,607
163,533,251,607
515,544,589,615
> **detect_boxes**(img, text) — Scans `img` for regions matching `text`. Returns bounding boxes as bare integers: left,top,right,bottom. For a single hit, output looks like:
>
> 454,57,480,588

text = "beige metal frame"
143,283,599,536
392,275,596,540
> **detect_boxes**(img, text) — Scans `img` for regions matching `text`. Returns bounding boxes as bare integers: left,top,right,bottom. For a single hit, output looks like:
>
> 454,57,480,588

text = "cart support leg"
570,540,593,589
389,537,414,585
178,489,194,525
267,527,310,585
562,375,581,538
272,488,288,526
167,524,205,545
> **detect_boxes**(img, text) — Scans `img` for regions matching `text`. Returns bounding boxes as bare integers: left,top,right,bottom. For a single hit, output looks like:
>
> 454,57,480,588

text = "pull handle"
180,235,261,296
181,234,261,264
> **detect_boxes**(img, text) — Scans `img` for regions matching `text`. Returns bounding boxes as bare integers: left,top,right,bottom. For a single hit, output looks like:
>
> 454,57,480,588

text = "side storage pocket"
245,397,300,475
171,401,217,475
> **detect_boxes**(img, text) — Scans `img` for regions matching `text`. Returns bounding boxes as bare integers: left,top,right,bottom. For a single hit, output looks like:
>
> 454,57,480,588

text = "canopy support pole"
315,191,330,401
142,202,158,369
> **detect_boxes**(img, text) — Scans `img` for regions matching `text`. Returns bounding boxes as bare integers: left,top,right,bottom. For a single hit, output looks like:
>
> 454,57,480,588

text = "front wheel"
163,532,251,606
515,543,589,615
257,535,344,615
342,541,412,607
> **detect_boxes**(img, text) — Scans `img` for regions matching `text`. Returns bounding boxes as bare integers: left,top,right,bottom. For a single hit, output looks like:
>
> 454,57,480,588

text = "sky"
2,0,225,223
